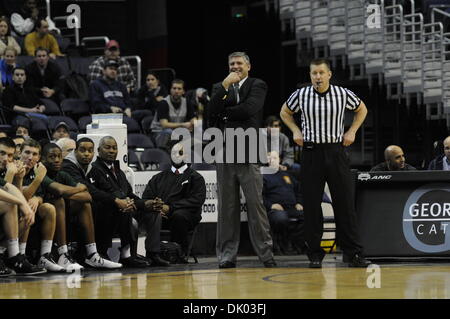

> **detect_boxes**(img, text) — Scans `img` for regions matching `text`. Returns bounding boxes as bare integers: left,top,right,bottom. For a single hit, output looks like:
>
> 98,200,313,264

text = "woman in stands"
132,72,168,123
0,46,18,91
0,17,21,58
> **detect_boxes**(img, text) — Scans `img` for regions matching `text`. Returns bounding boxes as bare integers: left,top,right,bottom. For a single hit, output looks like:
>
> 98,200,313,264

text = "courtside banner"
133,171,248,222
356,171,450,257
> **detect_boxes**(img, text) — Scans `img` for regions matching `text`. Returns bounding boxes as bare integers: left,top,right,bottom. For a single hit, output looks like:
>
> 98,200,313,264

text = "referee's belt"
303,142,341,150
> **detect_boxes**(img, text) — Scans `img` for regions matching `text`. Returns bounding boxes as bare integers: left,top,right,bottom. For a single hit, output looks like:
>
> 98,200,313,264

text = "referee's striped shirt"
286,85,361,144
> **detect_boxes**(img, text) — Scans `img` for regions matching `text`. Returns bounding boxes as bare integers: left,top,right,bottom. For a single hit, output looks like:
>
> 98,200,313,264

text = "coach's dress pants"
216,163,273,264
300,143,363,261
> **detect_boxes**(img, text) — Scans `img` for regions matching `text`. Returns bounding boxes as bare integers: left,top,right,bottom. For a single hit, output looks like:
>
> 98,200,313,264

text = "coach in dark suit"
209,52,276,268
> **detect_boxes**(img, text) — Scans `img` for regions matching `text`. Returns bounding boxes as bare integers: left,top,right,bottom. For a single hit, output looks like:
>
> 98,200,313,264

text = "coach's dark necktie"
233,83,240,104
110,165,117,179
175,169,180,175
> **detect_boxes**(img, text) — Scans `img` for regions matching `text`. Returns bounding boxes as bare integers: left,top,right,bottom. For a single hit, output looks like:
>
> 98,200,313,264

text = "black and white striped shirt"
286,85,361,143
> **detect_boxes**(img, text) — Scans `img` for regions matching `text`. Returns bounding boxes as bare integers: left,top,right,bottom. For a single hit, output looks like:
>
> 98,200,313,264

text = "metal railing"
422,22,443,118
328,0,347,68
311,0,329,57
383,4,404,101
81,36,110,56
122,55,142,91
402,12,423,104
364,0,385,86
345,0,365,78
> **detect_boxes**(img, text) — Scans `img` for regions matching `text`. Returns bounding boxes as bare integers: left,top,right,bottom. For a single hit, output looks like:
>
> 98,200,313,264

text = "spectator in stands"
40,143,123,270
12,135,25,160
262,151,305,254
186,88,209,130
0,137,46,276
150,79,196,149
2,67,47,123
0,131,7,138
141,140,206,262
25,47,62,101
69,136,152,267
0,18,21,58
132,71,168,122
371,145,417,171
88,40,136,93
51,122,69,142
56,137,75,159
264,116,297,171
89,59,133,117
428,136,450,170
24,19,63,59
15,124,29,138
0,46,18,91
10,0,39,37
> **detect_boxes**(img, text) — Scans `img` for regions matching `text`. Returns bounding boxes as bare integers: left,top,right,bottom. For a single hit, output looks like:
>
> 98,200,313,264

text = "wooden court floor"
1,254,450,299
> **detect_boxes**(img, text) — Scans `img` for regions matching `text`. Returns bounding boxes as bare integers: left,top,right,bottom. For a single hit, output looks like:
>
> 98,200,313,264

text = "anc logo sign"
403,184,450,253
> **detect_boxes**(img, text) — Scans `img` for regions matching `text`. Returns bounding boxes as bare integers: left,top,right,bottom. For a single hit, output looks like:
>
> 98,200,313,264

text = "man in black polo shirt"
280,58,370,268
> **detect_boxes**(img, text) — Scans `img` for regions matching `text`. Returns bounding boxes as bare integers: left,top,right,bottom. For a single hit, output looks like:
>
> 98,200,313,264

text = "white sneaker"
38,253,66,273
57,253,84,273
85,253,122,269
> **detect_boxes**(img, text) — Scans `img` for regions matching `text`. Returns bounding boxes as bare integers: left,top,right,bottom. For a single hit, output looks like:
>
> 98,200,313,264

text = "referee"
280,59,370,268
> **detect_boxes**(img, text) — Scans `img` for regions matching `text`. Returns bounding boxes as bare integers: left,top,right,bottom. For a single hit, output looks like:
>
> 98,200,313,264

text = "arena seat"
77,115,92,132
128,149,141,171
123,116,141,133
48,115,78,132
140,148,171,171
127,133,155,150
60,98,91,116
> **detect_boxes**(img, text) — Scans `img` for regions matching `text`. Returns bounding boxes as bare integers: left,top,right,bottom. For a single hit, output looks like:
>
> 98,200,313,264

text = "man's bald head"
384,145,405,170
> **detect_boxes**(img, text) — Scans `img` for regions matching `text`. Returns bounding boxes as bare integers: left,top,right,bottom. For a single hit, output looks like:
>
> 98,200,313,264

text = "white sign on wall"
133,170,248,223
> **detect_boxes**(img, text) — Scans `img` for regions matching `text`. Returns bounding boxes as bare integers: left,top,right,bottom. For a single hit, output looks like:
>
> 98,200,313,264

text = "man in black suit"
88,136,169,267
141,140,206,262
209,52,276,268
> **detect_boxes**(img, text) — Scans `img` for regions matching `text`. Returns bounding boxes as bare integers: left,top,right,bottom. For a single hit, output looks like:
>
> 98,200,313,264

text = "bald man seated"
370,145,416,171
428,136,450,170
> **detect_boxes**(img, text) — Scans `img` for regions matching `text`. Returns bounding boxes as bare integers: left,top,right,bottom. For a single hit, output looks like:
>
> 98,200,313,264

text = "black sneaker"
0,255,15,277
6,254,47,276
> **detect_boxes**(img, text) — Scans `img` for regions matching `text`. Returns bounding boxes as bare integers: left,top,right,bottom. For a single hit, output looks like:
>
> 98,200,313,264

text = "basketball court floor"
1,254,450,299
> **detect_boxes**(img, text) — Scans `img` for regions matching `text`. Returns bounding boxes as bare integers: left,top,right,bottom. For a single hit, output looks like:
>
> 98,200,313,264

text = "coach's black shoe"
309,260,322,268
263,258,277,268
219,261,236,269
347,254,371,268
119,256,151,268
147,253,170,267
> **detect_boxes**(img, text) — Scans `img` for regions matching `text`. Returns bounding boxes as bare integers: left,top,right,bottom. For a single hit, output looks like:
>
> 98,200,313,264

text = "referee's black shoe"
309,260,322,268
219,261,236,269
345,254,371,268
263,258,277,268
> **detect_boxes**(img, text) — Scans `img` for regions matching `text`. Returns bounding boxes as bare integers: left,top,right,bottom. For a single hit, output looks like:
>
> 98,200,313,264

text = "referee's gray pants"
216,163,273,263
